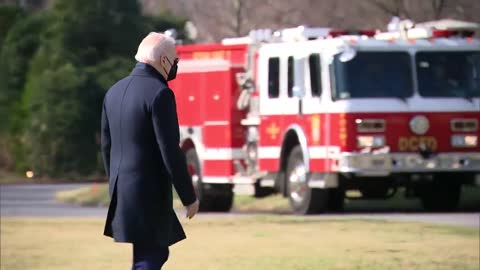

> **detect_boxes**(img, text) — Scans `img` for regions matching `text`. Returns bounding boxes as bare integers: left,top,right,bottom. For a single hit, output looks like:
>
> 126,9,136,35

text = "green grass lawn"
56,183,111,207
1,216,478,270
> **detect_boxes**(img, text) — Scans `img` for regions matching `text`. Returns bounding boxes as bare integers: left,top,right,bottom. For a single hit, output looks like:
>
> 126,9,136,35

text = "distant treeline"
0,1,187,179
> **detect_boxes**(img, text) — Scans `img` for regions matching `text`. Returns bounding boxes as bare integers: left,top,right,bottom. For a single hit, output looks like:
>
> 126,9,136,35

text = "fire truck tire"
200,185,234,212
420,178,461,212
287,146,328,214
186,148,234,212
327,188,345,212
254,181,275,198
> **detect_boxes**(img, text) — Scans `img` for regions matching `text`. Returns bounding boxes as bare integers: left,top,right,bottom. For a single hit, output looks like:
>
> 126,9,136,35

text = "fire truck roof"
216,19,480,46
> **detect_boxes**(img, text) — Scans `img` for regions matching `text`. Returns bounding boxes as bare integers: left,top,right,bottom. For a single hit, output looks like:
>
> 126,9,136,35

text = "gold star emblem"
266,122,280,140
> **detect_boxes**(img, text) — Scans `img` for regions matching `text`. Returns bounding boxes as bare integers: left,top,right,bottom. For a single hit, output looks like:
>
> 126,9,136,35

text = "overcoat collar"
131,62,168,85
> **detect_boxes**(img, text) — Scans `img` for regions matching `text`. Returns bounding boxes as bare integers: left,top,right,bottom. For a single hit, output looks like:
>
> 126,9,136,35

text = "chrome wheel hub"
289,162,308,205
188,164,200,195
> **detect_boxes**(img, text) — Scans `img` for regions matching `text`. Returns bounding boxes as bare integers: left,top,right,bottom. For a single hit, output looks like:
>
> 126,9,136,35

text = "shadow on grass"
343,185,480,213
232,185,480,214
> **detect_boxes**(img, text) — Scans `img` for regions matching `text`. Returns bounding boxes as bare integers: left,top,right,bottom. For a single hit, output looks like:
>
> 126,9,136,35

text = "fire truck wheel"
420,177,461,212
186,148,234,212
206,188,234,212
287,146,328,214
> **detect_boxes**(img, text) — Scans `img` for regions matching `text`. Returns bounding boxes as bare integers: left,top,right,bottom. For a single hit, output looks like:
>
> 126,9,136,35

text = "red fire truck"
170,20,480,214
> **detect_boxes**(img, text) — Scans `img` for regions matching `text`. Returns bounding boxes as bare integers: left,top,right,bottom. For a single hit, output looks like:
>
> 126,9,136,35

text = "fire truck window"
268,57,280,98
332,52,413,99
309,54,321,97
288,56,294,97
416,51,480,98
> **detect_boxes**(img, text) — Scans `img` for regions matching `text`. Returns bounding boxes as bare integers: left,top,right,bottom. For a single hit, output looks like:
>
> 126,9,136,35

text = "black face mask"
164,57,178,81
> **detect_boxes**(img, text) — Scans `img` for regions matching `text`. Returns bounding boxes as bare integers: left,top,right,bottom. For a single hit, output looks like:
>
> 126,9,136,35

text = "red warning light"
329,30,348,38
359,30,376,37
432,30,455,38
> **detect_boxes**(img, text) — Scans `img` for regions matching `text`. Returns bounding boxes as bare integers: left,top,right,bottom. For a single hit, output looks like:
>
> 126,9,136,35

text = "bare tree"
367,0,470,22
171,0,367,42
161,0,480,42
170,0,245,42
431,0,446,19
370,0,411,18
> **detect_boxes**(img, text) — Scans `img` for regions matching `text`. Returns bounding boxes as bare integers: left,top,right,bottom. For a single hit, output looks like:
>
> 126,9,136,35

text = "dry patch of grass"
56,184,110,207
1,216,478,270
233,194,290,213
55,184,184,209
55,184,289,211
56,183,480,213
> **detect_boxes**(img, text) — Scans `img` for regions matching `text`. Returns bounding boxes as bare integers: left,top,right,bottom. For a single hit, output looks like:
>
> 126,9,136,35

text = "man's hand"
185,199,199,219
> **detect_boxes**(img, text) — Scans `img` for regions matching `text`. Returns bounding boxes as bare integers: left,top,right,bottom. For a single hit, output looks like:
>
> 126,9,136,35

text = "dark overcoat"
101,62,196,246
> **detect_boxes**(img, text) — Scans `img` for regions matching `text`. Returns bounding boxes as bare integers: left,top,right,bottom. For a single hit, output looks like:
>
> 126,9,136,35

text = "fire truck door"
301,54,334,176
258,53,300,116
298,53,323,115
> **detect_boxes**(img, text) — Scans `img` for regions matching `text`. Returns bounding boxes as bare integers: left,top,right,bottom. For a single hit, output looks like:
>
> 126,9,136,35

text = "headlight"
357,135,385,148
451,135,478,148
355,119,385,132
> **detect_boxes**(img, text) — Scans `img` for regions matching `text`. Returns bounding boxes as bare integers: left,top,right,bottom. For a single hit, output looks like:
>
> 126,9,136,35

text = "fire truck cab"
170,19,480,214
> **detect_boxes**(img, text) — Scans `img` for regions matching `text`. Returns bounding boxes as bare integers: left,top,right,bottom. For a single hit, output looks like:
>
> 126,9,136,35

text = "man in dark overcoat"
101,32,199,270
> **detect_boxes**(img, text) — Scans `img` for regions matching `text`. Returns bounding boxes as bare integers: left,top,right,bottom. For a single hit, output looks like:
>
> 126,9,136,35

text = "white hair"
135,32,176,64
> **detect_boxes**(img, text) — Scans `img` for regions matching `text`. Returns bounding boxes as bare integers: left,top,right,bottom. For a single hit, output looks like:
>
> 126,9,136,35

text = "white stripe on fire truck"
310,146,341,159
201,177,232,184
201,176,257,184
257,146,339,159
257,147,281,159
202,148,245,160
309,147,328,159
260,99,479,115
201,146,340,161
204,120,230,126
177,59,231,73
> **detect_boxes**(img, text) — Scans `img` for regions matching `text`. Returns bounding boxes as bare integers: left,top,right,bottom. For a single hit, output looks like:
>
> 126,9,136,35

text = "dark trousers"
132,243,169,270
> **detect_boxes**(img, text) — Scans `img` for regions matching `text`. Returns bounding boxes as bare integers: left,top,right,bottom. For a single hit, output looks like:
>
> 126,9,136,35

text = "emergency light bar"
278,26,331,41
222,26,378,44
328,29,377,38
433,29,475,38
281,26,377,41
222,19,479,45
407,27,476,39
376,19,479,41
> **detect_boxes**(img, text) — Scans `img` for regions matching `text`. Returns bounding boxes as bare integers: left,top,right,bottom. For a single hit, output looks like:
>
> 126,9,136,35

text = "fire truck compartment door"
258,48,302,116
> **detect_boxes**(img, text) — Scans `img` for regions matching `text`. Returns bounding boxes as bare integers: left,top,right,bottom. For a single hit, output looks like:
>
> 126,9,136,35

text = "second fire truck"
170,20,480,214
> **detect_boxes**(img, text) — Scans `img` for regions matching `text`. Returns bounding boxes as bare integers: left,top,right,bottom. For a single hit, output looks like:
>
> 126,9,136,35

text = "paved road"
0,184,107,217
1,184,479,228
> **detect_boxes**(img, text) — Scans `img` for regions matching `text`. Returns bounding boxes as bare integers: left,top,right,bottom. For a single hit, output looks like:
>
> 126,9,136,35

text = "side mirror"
293,57,306,99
